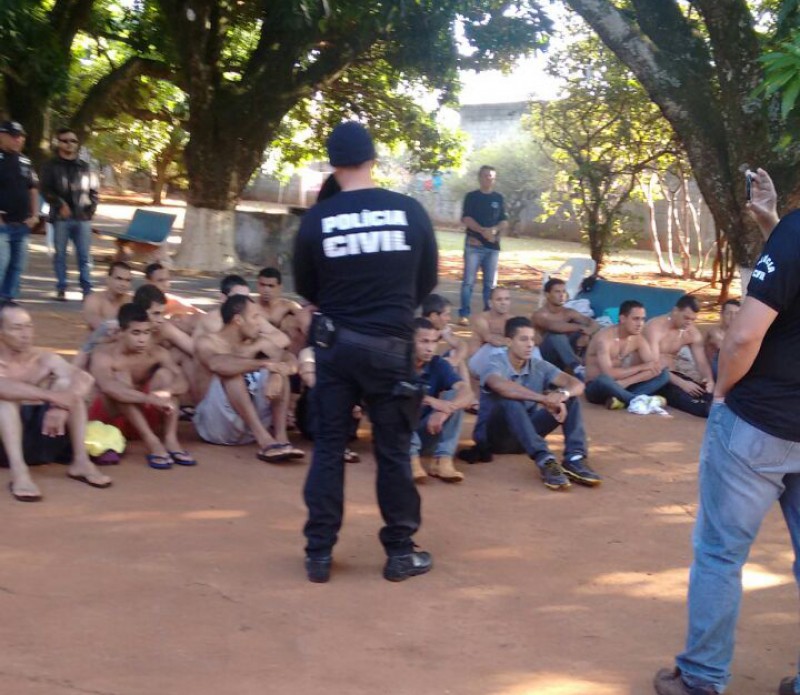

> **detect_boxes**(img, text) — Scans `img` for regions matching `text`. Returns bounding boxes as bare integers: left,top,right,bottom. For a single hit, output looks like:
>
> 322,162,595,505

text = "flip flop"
67,473,113,489
8,482,42,503
256,443,292,464
179,405,196,422
168,450,198,466
276,442,305,460
147,453,173,470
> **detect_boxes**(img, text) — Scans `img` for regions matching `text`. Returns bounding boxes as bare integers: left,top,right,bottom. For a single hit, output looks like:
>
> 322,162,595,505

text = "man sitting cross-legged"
467,285,514,381
193,294,301,463
410,318,473,484
421,294,469,371
532,277,599,378
584,300,670,409
89,303,195,470
465,316,599,490
0,302,112,501
644,295,715,418
74,261,133,370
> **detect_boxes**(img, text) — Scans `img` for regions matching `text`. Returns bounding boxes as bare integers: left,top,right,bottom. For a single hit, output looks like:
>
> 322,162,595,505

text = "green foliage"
445,136,556,235
530,33,676,266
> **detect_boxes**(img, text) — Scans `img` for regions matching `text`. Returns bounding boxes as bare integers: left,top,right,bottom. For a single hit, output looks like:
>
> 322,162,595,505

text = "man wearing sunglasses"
0,120,39,302
41,128,98,301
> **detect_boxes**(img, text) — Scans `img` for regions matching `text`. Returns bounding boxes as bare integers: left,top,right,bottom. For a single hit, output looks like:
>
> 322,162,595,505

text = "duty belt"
337,327,409,357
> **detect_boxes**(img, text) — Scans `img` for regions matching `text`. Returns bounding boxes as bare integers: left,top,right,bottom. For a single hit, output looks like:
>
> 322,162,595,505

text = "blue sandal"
168,450,198,466
147,453,173,470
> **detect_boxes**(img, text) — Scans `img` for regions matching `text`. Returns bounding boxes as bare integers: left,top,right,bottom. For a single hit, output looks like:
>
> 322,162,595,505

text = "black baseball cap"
0,121,26,136
327,121,376,167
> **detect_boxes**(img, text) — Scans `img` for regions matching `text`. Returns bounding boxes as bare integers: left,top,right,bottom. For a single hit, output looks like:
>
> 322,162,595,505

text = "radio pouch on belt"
310,312,336,349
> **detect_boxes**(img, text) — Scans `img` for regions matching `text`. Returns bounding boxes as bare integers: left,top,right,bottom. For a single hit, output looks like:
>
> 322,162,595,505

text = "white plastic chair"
539,257,597,306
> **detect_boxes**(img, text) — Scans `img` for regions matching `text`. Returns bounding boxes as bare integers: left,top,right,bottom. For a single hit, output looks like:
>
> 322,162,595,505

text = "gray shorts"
193,370,272,445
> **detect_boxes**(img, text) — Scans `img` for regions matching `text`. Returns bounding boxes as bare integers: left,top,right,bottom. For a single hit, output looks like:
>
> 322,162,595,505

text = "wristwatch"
556,388,570,398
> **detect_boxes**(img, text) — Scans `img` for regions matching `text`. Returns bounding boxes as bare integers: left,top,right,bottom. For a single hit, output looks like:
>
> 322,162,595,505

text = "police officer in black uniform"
293,121,439,583
0,120,39,301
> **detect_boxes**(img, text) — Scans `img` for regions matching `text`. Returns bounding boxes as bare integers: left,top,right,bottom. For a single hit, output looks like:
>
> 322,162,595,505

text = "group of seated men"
1,262,735,502
3,262,308,502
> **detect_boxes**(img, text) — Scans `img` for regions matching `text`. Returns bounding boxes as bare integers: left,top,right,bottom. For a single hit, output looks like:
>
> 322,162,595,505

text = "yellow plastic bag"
84,420,126,456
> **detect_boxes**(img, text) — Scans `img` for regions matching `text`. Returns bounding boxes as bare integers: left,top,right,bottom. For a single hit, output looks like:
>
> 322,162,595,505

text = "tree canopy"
562,0,800,267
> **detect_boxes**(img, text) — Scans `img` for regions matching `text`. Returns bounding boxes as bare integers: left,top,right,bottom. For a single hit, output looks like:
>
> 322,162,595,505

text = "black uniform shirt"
462,189,506,251
727,210,800,441
0,151,38,223
293,187,438,339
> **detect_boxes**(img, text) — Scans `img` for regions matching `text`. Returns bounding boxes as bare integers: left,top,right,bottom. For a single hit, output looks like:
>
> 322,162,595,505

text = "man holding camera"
293,121,438,583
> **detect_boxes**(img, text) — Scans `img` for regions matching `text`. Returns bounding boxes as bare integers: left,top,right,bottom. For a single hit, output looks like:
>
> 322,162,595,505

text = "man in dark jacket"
41,128,98,300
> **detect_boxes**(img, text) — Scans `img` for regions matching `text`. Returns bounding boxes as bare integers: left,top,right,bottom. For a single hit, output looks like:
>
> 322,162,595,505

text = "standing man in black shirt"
0,121,39,301
293,121,438,583
458,165,508,325
654,168,800,695
41,128,98,300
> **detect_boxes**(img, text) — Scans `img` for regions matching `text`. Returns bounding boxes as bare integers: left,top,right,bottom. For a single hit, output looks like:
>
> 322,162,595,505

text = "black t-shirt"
462,189,507,251
0,151,38,223
727,210,800,441
292,187,439,339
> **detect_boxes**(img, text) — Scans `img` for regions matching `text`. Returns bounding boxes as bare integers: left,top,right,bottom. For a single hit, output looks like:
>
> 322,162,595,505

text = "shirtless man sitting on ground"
584,299,670,409
643,295,715,418
257,267,308,354
467,286,514,380
83,261,133,330
144,262,204,333
704,298,740,380
89,303,195,470
193,294,301,463
75,261,133,369
532,277,599,377
194,274,290,350
0,302,111,501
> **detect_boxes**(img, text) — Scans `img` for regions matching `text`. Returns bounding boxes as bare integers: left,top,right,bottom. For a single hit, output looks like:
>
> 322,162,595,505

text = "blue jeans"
411,398,464,459
540,332,582,372
584,370,670,405
0,223,30,300
676,403,800,692
475,394,586,465
53,219,93,293
459,241,499,318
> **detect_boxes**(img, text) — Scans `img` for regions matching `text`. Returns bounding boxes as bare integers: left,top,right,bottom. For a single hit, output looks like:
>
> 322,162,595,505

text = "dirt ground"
1,221,796,695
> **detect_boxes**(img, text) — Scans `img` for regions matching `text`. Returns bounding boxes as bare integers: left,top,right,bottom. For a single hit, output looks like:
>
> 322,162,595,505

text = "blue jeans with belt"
459,241,499,319
675,402,800,692
0,223,29,300
53,219,93,294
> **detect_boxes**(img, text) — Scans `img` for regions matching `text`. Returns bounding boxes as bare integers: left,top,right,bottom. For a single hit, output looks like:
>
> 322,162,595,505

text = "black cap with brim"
0,121,26,136
327,121,376,167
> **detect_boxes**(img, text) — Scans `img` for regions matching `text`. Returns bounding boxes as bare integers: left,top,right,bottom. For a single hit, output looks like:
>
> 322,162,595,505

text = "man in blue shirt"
410,318,473,484
458,166,508,324
476,316,601,491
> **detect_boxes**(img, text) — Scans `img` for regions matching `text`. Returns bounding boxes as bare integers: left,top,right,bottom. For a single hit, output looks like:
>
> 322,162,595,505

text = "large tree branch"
71,57,177,138
50,0,96,53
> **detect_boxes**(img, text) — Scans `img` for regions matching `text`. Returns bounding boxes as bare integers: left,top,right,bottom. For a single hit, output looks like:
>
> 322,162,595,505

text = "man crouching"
0,301,111,501
89,303,195,470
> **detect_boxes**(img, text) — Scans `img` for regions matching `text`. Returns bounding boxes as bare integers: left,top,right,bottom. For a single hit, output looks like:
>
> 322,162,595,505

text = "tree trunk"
642,174,668,274
174,206,237,270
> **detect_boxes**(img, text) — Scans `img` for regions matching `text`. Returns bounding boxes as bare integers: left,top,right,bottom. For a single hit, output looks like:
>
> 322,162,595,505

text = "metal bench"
103,209,176,263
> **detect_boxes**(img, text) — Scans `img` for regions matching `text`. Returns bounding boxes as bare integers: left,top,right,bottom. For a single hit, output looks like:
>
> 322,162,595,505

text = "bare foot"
9,474,42,502
67,460,112,488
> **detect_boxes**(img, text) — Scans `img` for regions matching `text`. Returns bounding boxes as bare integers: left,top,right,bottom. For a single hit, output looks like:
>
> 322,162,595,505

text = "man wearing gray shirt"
475,316,601,491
